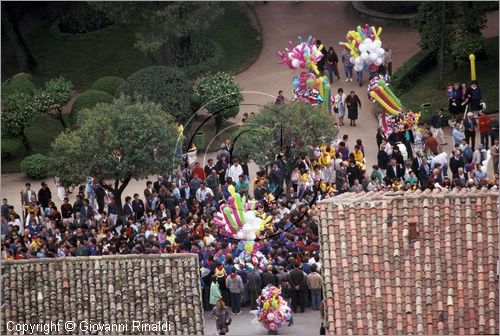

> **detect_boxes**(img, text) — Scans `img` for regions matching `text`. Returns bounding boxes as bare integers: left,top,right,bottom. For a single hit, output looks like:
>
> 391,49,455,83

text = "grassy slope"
400,37,499,121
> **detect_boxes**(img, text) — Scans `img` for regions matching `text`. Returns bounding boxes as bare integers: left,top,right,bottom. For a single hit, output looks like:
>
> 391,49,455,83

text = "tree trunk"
214,117,223,134
1,4,37,72
437,2,446,89
58,115,68,130
111,175,132,217
160,41,171,65
21,129,31,152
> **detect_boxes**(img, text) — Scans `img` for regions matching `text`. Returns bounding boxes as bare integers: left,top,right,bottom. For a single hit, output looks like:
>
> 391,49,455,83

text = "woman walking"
212,299,232,335
346,91,362,126
341,47,353,82
333,88,347,126
326,47,340,84
210,275,223,308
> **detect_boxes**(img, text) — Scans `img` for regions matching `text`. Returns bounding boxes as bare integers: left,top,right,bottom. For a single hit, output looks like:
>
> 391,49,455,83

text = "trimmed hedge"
91,76,126,96
59,3,113,34
1,138,21,161
1,73,36,96
20,154,49,179
391,49,435,94
118,66,194,123
176,41,224,78
72,90,114,115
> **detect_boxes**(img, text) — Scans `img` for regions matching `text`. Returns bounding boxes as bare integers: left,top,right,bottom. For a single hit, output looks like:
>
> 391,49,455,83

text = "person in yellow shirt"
353,145,366,171
319,147,333,183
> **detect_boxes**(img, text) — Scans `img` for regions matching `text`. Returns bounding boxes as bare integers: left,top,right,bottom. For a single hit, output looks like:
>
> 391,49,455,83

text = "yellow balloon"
262,215,273,225
370,92,400,115
245,242,253,252
228,185,235,196
264,302,270,309
377,86,401,110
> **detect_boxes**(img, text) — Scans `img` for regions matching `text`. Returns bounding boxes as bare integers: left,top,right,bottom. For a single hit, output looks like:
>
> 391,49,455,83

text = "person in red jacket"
191,162,206,181
478,111,491,149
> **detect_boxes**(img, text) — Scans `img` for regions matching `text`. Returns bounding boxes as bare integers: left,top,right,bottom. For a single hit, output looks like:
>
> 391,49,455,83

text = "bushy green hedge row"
90,76,125,96
21,154,49,179
176,41,225,78
71,90,113,115
1,73,36,96
391,49,435,94
59,3,113,35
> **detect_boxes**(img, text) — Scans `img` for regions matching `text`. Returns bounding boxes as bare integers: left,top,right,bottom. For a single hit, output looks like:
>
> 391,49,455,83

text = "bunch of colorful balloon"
292,73,332,113
367,77,401,115
256,285,292,332
277,36,324,75
339,24,385,73
214,185,272,246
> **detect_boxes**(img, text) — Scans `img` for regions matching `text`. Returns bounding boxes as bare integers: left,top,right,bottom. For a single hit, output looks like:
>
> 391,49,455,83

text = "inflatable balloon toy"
252,285,292,334
278,36,324,75
339,24,385,73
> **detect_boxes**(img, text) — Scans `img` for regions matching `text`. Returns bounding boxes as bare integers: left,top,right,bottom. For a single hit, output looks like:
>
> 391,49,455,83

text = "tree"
1,3,37,72
94,2,224,64
35,77,73,129
1,93,41,151
231,102,337,167
194,72,243,133
49,97,182,214
118,66,194,123
411,2,488,88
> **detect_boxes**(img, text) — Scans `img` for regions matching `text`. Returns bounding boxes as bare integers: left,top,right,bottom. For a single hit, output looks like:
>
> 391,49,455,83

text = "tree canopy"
35,76,73,129
194,71,243,133
231,102,337,167
49,96,182,212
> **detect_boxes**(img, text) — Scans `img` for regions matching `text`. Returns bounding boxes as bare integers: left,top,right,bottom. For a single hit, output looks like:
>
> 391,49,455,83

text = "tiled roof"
1,254,204,335
319,188,499,335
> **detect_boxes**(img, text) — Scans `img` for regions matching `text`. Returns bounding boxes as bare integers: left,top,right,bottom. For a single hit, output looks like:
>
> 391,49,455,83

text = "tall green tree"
35,77,73,129
1,93,41,151
231,102,337,167
93,2,224,64
411,1,489,88
49,97,182,214
194,71,243,133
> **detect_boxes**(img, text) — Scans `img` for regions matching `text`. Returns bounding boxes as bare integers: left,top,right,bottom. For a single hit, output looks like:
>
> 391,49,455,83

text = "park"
1,1,499,335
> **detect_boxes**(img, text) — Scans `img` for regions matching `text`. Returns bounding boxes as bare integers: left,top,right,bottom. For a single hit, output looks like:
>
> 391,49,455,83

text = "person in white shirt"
333,88,347,126
227,159,243,183
196,182,214,203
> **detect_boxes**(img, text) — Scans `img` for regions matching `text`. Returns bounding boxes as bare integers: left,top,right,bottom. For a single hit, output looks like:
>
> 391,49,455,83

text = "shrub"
118,66,194,122
58,3,113,34
391,49,435,94
364,2,421,14
72,90,114,114
91,76,126,96
175,41,224,78
1,73,36,97
21,154,49,179
169,36,215,67
1,138,21,161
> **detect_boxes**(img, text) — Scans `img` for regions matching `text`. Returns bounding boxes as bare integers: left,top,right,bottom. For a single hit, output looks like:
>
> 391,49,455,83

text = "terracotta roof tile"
320,190,499,335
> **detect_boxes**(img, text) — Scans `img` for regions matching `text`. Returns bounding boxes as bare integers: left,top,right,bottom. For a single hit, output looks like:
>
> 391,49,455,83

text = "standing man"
225,269,244,315
307,264,323,311
21,183,37,206
204,159,216,178
227,159,243,184
37,182,52,209
289,262,307,313
430,109,447,146
246,270,261,310
275,90,285,105
491,139,499,175
463,112,477,150
478,111,490,150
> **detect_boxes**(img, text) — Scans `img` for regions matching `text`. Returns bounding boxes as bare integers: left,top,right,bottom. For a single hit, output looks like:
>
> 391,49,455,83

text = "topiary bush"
1,138,21,161
72,90,114,114
21,154,49,179
91,76,126,96
58,2,113,34
1,73,37,97
118,66,194,123
391,49,435,95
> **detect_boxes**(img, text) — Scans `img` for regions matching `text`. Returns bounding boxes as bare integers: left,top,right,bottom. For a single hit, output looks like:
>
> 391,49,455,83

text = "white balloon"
373,40,382,49
354,64,363,72
361,52,369,60
376,47,385,56
291,59,300,68
369,43,377,51
288,52,294,58
354,56,362,65
358,44,367,53
247,232,256,241
370,52,378,61
364,38,372,45
349,57,355,64
376,57,383,66
236,231,245,239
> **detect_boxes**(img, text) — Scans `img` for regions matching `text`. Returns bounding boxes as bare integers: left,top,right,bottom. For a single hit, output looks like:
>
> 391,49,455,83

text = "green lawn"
1,2,261,90
399,37,499,122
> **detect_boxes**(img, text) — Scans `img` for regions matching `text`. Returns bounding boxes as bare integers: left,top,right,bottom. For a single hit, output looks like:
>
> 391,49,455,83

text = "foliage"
34,76,73,128
399,37,499,122
194,71,243,131
364,2,421,14
391,49,436,94
71,89,113,115
118,66,193,122
169,35,215,66
1,92,40,138
232,102,337,166
450,32,484,66
1,138,21,161
94,2,224,63
49,97,182,210
21,154,49,179
59,2,113,34
90,76,125,96
1,73,36,96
